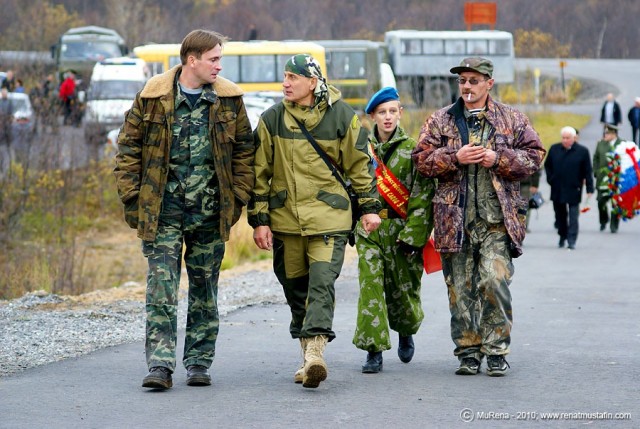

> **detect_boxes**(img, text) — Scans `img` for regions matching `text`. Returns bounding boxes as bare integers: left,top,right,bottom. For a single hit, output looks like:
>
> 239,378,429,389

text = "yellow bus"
133,40,327,93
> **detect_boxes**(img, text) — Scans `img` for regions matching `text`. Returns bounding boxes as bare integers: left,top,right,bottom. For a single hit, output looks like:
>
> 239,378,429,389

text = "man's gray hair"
560,126,577,137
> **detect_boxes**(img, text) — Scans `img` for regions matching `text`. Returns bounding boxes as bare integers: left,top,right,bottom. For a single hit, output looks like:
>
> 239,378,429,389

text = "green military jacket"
114,65,255,242
593,137,622,194
249,86,380,235
370,125,435,248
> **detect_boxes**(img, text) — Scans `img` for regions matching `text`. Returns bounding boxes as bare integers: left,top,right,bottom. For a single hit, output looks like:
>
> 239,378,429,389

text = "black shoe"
610,225,618,233
455,357,480,375
362,351,383,373
186,365,211,386
568,244,575,250
486,355,510,377
398,335,415,363
558,238,566,248
600,224,606,231
142,367,173,389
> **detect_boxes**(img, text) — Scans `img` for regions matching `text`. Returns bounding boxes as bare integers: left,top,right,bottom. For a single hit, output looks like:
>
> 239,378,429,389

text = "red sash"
370,143,410,219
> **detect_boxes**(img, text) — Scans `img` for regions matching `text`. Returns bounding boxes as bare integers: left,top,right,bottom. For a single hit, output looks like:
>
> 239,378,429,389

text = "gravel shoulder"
0,248,358,377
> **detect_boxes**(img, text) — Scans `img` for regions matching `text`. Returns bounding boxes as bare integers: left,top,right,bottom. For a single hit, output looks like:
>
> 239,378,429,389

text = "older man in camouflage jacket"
412,57,545,377
114,29,254,389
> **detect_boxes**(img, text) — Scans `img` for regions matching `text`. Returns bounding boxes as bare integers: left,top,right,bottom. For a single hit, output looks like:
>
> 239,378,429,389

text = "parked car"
243,91,281,130
100,127,120,161
8,92,35,139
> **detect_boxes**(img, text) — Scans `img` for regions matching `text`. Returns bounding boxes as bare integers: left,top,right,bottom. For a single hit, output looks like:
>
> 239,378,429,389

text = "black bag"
295,118,359,246
529,192,544,209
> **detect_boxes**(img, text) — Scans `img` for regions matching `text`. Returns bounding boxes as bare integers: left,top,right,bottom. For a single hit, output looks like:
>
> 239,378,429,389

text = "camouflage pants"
352,219,424,352
272,233,348,341
597,192,619,231
441,219,514,362
142,218,224,372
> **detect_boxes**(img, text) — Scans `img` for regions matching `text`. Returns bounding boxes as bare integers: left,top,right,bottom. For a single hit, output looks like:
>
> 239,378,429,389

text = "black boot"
362,351,383,373
398,335,415,363
142,367,173,389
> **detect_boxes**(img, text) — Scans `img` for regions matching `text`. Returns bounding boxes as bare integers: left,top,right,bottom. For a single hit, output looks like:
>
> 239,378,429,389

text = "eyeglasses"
457,78,486,86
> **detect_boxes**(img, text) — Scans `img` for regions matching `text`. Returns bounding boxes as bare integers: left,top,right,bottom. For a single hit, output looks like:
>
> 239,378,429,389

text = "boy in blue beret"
353,87,436,373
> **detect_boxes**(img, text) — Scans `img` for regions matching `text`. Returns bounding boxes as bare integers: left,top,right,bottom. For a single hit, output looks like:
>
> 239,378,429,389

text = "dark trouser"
632,127,639,146
553,202,580,246
272,233,348,341
597,193,619,232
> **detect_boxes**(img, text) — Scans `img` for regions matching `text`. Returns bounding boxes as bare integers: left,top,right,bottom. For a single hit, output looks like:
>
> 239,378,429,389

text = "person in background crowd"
58,71,76,126
627,97,640,146
1,70,16,92
600,93,622,129
0,87,14,145
593,123,623,233
412,57,545,377
544,126,594,250
114,29,254,390
519,168,541,233
249,53,381,389
352,87,435,374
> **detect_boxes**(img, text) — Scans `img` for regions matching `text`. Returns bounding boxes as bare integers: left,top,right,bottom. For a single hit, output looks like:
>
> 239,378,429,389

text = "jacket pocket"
216,110,237,144
142,112,165,146
316,190,350,210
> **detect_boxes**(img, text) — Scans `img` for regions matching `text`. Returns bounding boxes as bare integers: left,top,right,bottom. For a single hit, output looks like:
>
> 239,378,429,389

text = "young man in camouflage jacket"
114,29,254,389
412,57,545,376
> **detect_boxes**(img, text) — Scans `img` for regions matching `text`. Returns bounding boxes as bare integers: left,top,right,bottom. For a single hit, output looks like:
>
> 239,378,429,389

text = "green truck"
51,25,128,87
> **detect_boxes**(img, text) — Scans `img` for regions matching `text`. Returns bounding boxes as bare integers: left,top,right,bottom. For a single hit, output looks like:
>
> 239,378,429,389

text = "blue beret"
365,87,399,114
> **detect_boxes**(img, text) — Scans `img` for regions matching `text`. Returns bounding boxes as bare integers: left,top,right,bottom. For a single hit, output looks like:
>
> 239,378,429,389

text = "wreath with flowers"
602,145,640,220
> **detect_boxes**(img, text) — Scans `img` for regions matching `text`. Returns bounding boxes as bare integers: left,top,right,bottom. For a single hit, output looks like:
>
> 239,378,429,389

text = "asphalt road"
0,60,638,428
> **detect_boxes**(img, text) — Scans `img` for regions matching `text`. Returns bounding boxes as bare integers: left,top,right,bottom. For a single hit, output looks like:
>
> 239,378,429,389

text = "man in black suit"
544,126,594,250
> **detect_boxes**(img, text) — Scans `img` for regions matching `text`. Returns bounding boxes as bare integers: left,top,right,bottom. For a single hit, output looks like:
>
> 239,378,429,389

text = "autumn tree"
514,29,571,58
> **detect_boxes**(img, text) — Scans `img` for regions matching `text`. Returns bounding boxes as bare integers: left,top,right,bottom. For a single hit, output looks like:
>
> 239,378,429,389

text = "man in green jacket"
593,123,623,233
353,87,435,374
114,29,254,389
249,54,381,389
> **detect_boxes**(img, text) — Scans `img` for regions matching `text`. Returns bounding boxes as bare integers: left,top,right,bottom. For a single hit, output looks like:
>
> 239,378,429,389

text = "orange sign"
464,2,497,30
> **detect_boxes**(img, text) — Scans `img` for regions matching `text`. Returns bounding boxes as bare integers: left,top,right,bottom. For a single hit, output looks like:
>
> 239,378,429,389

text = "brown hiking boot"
302,335,328,388
294,338,308,384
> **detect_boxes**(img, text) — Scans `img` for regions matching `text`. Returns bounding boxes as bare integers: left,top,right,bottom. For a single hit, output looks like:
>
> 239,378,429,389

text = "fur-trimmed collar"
140,65,243,98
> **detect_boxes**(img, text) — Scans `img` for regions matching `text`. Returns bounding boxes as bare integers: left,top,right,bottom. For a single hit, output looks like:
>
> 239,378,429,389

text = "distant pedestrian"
600,93,622,129
627,97,640,145
14,79,25,93
58,71,76,125
1,70,16,92
593,124,623,233
0,87,14,145
544,126,594,250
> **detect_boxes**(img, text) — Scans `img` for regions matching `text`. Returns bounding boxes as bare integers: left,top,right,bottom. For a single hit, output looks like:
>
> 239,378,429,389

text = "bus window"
467,39,488,55
221,55,240,82
402,40,422,55
489,39,511,55
444,40,466,55
326,52,366,79
169,55,181,69
241,55,277,82
422,40,444,55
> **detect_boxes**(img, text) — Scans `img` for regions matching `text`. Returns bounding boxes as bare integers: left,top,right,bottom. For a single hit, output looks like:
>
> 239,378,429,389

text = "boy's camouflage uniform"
412,95,544,362
352,125,434,352
114,65,254,372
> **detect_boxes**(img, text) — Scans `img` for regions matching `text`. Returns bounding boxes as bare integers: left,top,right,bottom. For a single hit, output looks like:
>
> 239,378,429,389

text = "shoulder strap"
295,117,351,192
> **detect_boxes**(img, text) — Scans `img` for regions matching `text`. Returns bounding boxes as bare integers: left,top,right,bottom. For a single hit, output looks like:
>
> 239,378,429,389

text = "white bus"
384,30,515,107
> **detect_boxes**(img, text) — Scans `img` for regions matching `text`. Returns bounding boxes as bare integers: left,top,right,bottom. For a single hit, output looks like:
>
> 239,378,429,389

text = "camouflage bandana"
285,54,330,106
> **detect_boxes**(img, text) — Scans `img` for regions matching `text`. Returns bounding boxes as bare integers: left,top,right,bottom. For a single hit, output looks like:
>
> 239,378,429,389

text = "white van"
84,57,149,146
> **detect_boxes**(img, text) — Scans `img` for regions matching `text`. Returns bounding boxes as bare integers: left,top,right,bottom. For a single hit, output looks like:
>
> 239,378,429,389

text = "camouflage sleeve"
492,110,546,182
247,119,273,228
341,114,381,214
398,169,435,249
113,95,144,204
230,97,256,206
413,111,461,180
